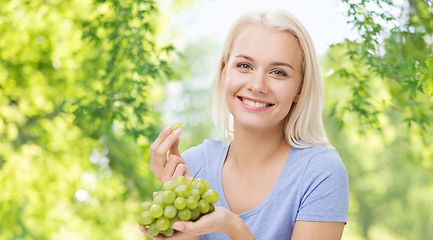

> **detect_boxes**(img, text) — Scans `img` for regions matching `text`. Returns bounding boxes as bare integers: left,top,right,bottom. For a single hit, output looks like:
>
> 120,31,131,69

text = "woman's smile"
237,96,274,112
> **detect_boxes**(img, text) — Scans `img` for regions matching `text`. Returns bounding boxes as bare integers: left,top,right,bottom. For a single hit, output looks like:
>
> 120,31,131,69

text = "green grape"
174,197,186,210
139,202,153,212
138,174,219,229
164,204,177,219
161,228,174,237
190,179,198,189
196,179,207,195
202,190,219,204
153,196,165,206
175,176,187,187
203,180,210,192
138,211,154,226
163,181,176,192
188,178,196,185
186,196,198,210
155,191,164,198
163,191,176,205
189,189,200,200
190,208,200,221
169,216,180,228
156,217,170,231
178,208,191,221
198,199,210,214
170,122,182,133
147,222,160,237
175,185,190,198
208,204,215,214
150,204,163,218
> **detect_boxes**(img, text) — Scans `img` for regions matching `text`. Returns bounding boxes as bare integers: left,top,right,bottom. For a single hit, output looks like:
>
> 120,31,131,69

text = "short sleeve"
295,148,349,223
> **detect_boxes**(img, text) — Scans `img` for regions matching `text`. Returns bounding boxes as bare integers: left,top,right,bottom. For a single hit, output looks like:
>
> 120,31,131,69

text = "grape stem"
188,164,204,187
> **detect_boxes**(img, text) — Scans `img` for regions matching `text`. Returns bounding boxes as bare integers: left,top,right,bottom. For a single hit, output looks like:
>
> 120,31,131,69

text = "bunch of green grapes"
138,176,219,237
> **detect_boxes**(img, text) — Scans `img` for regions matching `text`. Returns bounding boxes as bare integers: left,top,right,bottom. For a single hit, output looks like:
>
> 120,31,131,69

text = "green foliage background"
0,0,432,239
325,1,433,239
0,0,179,239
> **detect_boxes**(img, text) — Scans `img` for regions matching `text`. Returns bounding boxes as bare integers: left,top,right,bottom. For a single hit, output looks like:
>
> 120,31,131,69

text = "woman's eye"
272,70,287,76
237,63,251,69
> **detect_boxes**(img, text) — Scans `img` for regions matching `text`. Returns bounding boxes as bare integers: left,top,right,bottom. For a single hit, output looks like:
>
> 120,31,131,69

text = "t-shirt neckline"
216,142,296,219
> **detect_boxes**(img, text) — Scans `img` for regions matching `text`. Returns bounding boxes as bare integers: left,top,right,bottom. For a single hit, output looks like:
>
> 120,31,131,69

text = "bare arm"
291,221,345,240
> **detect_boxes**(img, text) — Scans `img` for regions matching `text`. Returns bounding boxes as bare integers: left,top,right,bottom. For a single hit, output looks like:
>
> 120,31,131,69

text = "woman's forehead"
229,25,302,67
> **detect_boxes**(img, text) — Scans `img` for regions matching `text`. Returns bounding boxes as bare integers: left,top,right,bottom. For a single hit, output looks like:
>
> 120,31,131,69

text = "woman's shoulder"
291,145,349,223
294,145,346,175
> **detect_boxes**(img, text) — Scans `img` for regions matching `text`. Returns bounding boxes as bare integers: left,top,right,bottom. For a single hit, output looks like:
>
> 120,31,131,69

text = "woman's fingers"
169,137,181,157
150,127,182,179
156,128,182,158
170,161,190,183
162,154,192,184
175,207,233,236
149,125,171,173
154,129,182,177
159,155,186,183
168,213,220,238
173,212,214,235
184,165,193,183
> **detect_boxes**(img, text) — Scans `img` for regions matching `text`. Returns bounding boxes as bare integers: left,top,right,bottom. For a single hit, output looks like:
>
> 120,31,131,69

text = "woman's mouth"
237,97,274,110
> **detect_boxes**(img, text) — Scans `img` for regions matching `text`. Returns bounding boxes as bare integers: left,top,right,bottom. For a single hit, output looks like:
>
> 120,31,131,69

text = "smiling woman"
141,9,348,240
212,10,331,149
220,24,303,135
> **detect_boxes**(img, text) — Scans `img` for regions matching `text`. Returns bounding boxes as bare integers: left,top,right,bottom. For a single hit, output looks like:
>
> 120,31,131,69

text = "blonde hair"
212,9,332,148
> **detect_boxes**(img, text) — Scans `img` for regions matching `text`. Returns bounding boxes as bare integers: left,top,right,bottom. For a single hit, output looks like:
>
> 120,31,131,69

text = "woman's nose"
246,71,267,94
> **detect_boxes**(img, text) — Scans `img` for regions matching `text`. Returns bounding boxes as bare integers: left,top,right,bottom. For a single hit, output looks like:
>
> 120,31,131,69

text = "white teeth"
242,98,268,108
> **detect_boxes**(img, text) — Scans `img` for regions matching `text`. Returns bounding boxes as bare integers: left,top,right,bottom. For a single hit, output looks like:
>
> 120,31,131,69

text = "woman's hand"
150,125,192,184
138,206,255,240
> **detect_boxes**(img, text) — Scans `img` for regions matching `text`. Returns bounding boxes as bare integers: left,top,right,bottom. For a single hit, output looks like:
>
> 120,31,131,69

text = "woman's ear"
220,62,226,86
293,84,302,102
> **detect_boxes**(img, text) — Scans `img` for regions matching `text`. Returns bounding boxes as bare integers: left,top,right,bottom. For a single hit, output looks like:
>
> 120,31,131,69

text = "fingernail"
173,222,184,230
172,128,181,136
163,126,171,134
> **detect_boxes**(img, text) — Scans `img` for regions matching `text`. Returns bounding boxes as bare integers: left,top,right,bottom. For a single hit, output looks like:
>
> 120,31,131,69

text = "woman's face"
221,24,303,132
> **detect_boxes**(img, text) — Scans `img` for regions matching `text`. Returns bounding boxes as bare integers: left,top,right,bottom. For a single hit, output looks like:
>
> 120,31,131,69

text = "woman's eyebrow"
270,62,294,70
235,54,254,61
234,54,294,70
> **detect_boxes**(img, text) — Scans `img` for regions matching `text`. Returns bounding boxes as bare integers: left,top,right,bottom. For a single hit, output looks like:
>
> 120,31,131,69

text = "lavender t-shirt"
182,139,349,240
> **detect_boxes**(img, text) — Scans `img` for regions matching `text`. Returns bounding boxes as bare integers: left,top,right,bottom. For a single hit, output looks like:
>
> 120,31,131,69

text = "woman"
141,9,349,240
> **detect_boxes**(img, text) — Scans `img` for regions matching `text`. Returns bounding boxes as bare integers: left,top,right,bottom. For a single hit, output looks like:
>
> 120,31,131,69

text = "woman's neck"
227,122,291,171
